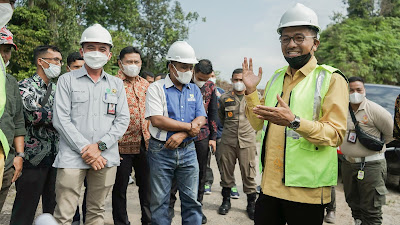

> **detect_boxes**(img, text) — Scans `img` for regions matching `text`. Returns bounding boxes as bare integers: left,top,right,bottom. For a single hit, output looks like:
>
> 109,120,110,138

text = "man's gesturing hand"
253,94,295,126
242,57,262,95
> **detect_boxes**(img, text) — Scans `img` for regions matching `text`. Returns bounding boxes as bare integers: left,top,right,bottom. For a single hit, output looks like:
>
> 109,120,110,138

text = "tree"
345,0,375,18
8,6,51,80
316,17,400,84
9,0,203,79
380,0,400,17
134,0,203,73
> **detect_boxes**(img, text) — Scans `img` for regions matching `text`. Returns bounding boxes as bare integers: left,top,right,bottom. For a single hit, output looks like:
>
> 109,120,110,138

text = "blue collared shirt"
145,74,206,142
52,66,130,169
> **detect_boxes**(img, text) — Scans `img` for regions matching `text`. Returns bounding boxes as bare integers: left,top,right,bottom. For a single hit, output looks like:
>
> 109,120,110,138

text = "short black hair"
156,73,167,79
67,52,83,67
33,45,61,66
142,70,154,79
232,68,243,77
348,76,365,84
119,46,142,60
194,59,213,75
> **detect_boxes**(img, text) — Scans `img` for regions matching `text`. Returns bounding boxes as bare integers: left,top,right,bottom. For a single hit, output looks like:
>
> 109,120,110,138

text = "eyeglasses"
41,57,63,66
279,34,316,45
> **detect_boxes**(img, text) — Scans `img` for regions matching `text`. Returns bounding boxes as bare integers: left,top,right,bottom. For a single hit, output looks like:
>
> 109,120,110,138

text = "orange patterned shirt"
117,71,150,154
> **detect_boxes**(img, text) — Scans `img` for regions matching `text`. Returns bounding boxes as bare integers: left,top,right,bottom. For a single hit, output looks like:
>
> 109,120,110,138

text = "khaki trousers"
53,167,117,225
219,142,257,194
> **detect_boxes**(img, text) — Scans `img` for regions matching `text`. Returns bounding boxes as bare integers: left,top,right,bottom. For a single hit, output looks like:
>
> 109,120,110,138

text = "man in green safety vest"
0,0,16,190
242,3,349,225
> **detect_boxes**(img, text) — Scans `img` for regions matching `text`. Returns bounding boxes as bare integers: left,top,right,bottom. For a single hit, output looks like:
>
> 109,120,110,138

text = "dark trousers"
10,167,57,225
326,186,336,212
112,143,151,225
170,138,209,208
254,193,325,225
205,138,222,186
73,179,88,223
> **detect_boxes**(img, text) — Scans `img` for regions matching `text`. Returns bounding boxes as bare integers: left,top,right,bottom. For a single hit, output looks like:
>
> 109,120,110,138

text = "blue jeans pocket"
148,139,164,153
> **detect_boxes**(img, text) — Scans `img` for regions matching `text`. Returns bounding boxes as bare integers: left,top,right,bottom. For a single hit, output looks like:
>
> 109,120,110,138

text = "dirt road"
0,150,399,225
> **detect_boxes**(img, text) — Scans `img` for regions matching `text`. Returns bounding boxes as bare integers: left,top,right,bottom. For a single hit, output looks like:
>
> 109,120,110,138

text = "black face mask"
284,53,311,70
284,45,314,69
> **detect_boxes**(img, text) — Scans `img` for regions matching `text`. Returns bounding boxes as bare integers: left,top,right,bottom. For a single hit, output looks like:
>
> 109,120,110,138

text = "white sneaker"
128,176,134,184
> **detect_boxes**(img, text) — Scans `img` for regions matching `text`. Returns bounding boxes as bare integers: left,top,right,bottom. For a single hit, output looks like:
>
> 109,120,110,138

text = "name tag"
347,130,357,143
107,103,116,115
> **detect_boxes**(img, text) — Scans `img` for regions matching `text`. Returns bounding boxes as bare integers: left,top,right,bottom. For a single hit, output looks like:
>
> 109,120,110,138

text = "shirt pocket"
225,105,237,120
102,93,118,119
71,91,89,116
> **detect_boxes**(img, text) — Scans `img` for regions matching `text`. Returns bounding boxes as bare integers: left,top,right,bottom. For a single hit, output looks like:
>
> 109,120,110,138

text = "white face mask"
121,63,140,77
193,74,206,88
41,59,61,79
233,81,245,92
349,92,365,104
209,77,216,84
0,3,13,28
172,64,192,84
83,51,109,69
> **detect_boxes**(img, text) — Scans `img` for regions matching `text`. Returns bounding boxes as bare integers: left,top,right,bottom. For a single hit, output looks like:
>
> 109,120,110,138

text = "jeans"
170,138,209,209
148,138,202,225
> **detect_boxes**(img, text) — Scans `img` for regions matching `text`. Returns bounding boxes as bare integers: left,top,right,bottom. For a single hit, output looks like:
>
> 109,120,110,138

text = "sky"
179,0,347,88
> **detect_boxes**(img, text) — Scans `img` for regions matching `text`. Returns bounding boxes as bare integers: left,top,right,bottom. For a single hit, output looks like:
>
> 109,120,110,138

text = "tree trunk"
28,0,34,7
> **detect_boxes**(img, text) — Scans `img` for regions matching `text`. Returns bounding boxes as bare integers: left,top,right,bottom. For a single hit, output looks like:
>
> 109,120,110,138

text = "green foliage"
7,6,51,80
380,0,400,17
8,0,203,80
134,0,201,74
316,16,400,84
346,0,375,18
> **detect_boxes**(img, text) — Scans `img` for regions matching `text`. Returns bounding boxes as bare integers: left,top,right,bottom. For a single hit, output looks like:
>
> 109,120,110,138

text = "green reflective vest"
260,65,341,188
0,55,9,157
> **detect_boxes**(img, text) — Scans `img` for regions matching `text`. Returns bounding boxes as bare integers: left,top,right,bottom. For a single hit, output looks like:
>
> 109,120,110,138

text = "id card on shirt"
107,103,116,115
347,130,357,143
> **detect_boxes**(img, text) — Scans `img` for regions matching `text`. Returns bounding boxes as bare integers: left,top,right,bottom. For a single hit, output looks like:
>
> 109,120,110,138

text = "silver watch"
289,115,301,130
16,152,25,158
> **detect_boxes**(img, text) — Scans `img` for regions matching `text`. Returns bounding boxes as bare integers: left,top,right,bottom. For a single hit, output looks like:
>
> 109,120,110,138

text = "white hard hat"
80,24,113,47
277,3,320,34
166,41,198,64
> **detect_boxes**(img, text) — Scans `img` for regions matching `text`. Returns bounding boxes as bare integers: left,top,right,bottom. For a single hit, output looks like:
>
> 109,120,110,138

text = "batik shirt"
195,80,218,141
19,74,58,168
116,70,150,154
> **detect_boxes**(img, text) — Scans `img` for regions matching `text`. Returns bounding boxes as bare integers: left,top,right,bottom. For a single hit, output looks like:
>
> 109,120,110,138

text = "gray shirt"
52,66,130,168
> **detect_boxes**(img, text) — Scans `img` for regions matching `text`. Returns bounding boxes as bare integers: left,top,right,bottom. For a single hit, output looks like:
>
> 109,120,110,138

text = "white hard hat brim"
277,22,320,34
167,58,199,64
79,40,113,47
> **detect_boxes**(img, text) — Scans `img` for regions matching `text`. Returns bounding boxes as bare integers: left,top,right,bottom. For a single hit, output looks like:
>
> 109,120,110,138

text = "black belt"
151,137,194,149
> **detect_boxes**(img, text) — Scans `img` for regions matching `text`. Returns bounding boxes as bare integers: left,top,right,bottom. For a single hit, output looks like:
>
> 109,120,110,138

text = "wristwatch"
16,152,25,159
97,141,108,151
288,115,301,130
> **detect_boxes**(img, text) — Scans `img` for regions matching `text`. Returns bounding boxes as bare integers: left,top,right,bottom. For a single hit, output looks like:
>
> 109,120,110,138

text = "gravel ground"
0,147,399,225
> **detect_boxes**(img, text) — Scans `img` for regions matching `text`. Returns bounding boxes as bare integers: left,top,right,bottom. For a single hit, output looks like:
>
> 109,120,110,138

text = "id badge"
357,170,365,180
347,130,357,143
107,103,116,115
